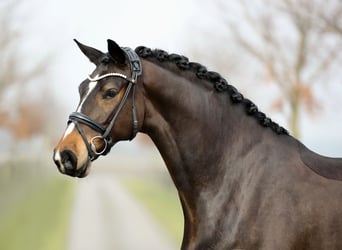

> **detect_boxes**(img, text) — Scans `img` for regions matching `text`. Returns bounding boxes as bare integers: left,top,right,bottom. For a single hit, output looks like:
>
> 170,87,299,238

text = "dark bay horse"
53,39,342,250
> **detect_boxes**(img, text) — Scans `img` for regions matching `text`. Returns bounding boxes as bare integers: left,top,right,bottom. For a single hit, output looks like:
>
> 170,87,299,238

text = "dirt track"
67,171,177,250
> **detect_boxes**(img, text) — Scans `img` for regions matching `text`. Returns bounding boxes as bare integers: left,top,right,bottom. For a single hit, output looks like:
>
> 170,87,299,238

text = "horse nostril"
61,150,77,171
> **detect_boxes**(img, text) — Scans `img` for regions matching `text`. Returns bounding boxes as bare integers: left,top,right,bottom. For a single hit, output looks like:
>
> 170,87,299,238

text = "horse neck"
140,60,264,194
140,60,280,246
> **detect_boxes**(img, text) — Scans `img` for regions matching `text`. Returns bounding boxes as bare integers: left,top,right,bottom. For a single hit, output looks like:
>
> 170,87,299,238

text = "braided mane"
135,46,289,135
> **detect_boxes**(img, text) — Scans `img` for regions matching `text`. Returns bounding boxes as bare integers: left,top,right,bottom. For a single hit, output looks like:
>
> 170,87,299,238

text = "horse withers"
53,39,342,250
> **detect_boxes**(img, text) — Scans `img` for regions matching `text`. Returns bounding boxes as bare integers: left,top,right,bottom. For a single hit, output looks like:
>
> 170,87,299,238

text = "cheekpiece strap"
122,47,142,82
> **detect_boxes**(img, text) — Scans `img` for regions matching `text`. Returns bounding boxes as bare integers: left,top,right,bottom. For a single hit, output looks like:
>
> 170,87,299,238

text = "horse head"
53,40,144,177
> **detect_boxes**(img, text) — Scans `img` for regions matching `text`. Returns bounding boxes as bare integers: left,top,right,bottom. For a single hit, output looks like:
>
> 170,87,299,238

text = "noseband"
68,47,142,161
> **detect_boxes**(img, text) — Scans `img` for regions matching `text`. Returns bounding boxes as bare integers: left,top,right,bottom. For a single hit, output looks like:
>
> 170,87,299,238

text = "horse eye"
103,89,117,99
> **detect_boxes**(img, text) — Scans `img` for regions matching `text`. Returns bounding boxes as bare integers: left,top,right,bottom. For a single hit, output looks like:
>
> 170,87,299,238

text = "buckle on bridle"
90,136,108,156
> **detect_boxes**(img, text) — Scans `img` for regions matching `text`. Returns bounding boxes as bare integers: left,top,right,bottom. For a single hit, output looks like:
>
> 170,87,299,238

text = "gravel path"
67,172,178,250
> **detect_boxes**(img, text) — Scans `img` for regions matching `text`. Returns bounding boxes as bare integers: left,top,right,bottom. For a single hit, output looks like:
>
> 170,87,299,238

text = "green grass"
0,177,75,250
123,178,184,244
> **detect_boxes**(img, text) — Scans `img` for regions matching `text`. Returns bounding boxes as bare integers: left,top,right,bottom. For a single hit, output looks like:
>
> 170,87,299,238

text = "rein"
68,47,142,161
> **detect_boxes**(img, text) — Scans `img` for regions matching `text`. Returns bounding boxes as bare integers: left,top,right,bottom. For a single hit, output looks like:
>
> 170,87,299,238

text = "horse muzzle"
53,149,90,178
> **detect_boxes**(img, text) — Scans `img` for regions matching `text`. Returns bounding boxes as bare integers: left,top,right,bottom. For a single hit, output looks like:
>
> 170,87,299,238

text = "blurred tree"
315,0,342,36
211,0,342,138
0,0,51,142
1,100,48,140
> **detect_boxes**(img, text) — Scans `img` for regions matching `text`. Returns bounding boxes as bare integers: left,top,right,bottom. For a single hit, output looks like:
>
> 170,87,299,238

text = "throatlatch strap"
102,81,134,140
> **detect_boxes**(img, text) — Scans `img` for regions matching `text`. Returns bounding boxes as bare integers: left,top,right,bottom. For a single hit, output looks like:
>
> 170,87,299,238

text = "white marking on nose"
63,123,75,139
77,80,98,112
53,150,64,170
54,150,65,172
54,150,61,162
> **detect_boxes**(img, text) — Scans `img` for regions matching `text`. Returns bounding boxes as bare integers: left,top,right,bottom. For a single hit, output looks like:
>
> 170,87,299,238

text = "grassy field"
123,177,184,245
0,175,75,250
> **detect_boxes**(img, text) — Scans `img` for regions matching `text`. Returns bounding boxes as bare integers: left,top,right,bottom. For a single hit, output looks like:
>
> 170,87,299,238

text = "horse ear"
74,39,104,65
107,39,126,65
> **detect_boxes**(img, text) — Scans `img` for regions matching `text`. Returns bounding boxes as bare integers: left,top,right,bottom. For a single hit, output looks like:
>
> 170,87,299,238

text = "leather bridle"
68,47,142,161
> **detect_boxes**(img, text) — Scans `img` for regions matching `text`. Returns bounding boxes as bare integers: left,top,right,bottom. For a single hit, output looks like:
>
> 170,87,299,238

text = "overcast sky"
14,0,342,157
